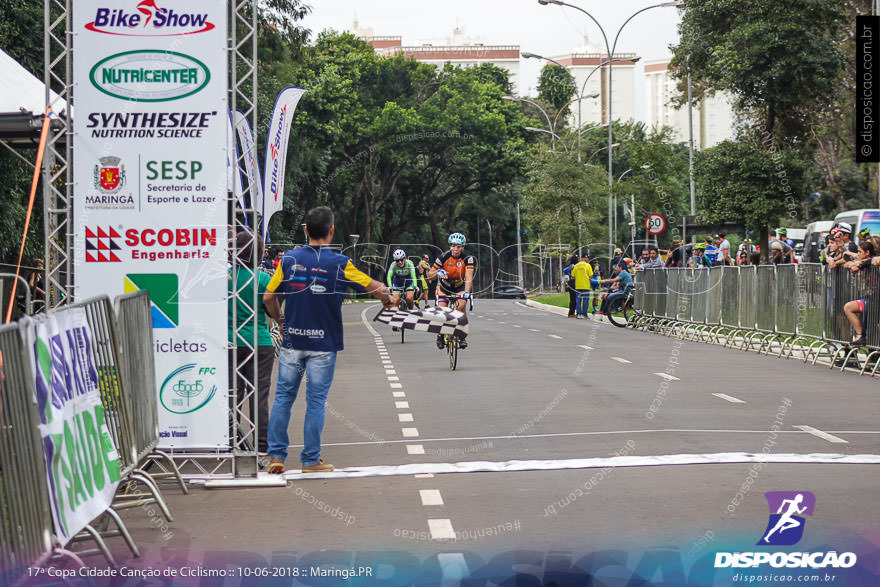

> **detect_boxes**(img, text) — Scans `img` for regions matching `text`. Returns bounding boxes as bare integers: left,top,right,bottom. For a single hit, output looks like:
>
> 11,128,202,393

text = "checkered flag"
375,306,469,337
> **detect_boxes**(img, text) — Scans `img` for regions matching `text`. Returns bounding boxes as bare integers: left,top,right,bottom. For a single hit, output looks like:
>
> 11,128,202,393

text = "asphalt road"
111,300,879,584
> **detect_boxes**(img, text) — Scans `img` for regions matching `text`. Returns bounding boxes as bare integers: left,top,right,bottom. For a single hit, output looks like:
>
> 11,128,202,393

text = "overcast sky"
303,0,684,118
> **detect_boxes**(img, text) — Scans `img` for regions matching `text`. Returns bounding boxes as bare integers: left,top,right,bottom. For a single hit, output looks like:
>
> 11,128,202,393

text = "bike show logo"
159,363,217,414
124,273,178,328
85,1,216,37
87,156,135,209
714,491,858,570
84,225,217,263
90,51,210,102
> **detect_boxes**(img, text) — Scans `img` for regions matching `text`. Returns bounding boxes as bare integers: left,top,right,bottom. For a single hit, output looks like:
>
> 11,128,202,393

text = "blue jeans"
575,289,590,316
267,349,337,465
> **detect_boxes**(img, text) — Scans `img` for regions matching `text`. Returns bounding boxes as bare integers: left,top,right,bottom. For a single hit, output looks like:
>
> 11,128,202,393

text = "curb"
521,299,612,325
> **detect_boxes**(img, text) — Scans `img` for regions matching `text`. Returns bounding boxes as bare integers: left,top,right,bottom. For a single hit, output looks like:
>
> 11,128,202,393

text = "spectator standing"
703,237,718,265
272,249,284,268
263,207,391,474
228,233,275,453
768,231,794,264
571,255,594,318
562,254,579,318
643,247,665,269
688,244,713,268
842,240,877,346
28,259,46,311
715,234,732,265
664,239,684,268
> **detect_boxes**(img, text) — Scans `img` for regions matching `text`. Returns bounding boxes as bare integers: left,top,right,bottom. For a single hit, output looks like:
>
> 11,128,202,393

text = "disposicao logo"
759,491,815,546
85,1,216,37
124,273,178,328
714,491,858,570
90,51,210,102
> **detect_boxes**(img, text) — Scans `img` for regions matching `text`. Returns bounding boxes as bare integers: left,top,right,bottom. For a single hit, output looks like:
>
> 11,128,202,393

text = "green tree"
670,0,846,143
694,140,808,261
537,64,576,114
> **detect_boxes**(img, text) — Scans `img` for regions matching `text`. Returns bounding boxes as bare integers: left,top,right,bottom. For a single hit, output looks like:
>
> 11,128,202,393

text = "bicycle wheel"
607,297,628,328
398,299,407,344
447,336,458,370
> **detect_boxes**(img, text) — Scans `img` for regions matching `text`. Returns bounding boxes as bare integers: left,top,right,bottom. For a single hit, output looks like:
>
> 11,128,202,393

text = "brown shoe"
267,458,285,474
568,314,576,318
301,459,334,473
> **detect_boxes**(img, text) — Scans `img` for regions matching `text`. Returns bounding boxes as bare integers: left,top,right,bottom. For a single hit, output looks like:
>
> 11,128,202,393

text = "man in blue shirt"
263,207,391,474
597,261,633,314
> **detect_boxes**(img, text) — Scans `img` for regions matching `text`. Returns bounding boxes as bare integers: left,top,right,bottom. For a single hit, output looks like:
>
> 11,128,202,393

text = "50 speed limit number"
645,214,666,235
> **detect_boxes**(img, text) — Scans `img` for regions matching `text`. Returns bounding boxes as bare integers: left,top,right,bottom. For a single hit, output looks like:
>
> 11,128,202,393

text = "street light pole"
485,218,494,296
516,202,524,289
538,0,683,262
687,55,696,216
503,95,556,151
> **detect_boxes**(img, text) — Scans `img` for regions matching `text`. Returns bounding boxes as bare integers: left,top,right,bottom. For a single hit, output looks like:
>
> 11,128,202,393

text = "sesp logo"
85,1,216,37
159,364,217,414
758,491,816,546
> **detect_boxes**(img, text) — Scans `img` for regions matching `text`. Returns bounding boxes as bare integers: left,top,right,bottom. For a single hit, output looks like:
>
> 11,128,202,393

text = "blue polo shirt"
266,245,372,352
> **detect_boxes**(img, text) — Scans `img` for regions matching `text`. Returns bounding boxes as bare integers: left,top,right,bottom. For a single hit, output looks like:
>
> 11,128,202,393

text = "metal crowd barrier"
0,293,184,577
632,264,880,375
0,324,59,582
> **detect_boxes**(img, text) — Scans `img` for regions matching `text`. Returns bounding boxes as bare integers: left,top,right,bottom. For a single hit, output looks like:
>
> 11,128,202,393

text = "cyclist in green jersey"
386,249,418,310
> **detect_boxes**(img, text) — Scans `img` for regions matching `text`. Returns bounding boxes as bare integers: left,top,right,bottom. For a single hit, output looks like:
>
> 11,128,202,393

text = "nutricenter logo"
714,491,857,571
85,1,216,37
90,51,210,102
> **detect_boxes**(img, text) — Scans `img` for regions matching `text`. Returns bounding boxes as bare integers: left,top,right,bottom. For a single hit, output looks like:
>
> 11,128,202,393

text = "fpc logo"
758,491,816,546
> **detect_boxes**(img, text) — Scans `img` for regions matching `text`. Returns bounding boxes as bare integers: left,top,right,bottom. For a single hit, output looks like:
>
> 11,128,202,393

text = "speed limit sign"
645,214,666,235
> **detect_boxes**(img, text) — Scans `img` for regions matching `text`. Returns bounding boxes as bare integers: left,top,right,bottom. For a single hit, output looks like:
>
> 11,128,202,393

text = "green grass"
532,294,570,308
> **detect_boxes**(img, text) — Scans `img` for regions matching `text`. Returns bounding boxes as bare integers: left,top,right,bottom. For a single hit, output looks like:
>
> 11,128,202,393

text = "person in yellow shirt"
571,255,594,318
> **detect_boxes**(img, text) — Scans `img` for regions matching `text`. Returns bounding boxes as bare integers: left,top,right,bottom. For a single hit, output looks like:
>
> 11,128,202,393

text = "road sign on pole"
646,214,666,235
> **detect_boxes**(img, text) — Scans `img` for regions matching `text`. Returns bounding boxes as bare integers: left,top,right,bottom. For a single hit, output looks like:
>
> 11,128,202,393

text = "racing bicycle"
434,293,474,371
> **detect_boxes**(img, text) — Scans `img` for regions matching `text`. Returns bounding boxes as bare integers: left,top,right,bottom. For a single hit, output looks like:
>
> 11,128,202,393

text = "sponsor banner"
26,309,121,546
262,87,306,239
227,111,245,216
73,0,228,448
233,110,263,215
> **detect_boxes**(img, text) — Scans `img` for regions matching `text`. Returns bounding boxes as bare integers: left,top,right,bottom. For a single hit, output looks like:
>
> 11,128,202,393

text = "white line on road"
395,401,410,409
388,376,400,381
414,473,434,478
382,360,393,364
390,383,403,389
611,357,631,364
653,372,680,381
407,444,425,455
392,391,406,398
513,324,521,328
428,519,456,540
578,345,594,351
385,369,397,375
420,489,444,506
548,334,563,339
794,425,848,444
361,306,381,336
712,393,746,404
529,328,540,332
498,321,506,324
399,413,414,423
276,452,880,481
401,428,419,437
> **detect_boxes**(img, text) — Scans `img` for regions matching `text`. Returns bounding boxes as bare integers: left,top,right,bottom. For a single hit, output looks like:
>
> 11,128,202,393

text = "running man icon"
758,491,816,546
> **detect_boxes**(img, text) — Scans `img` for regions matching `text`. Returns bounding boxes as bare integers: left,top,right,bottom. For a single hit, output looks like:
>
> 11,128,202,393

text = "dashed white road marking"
548,334,563,339
653,372,680,381
498,321,506,325
513,324,521,328
428,519,456,540
414,473,434,478
385,369,397,375
402,428,419,437
610,357,631,364
395,401,410,409
578,345,594,350
399,413,414,423
712,393,745,404
388,376,400,381
529,328,540,332
392,391,406,398
407,444,425,455
390,383,403,389
382,360,393,364
420,489,444,506
794,425,848,444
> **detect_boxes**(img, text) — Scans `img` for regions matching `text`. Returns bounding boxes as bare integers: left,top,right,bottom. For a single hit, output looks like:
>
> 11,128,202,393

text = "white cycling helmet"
392,248,406,261
448,232,466,245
